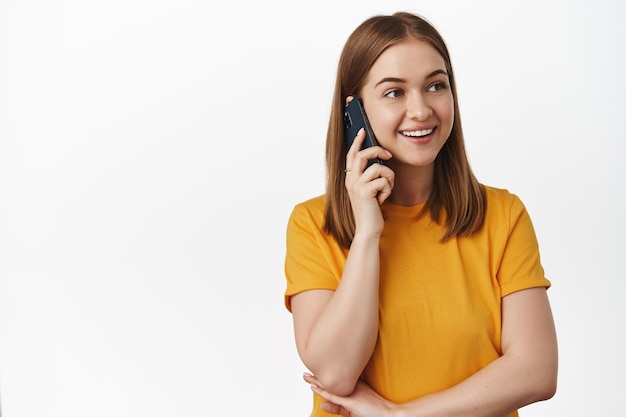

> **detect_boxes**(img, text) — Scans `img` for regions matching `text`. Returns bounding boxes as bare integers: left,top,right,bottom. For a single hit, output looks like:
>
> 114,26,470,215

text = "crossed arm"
290,232,382,396
299,287,558,417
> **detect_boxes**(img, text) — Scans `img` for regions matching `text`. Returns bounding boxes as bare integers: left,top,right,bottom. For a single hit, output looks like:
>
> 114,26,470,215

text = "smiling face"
360,38,454,172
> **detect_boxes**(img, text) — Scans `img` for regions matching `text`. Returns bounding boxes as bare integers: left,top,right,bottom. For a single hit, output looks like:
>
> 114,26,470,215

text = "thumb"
321,401,350,417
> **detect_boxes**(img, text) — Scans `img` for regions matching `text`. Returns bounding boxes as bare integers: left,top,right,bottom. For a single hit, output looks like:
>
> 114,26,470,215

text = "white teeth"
402,128,433,137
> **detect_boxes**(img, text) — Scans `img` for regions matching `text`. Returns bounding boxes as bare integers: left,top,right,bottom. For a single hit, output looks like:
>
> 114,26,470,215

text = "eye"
428,81,448,92
384,89,404,98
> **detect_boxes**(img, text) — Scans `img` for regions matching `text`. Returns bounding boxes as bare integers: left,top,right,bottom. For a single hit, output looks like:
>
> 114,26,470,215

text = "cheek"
446,97,455,123
437,99,455,130
369,107,402,135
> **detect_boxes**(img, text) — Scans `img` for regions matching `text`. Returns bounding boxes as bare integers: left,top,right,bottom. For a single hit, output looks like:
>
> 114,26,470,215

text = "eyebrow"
375,69,448,88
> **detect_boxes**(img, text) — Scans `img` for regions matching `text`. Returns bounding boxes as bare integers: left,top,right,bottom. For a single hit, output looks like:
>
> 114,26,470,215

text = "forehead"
365,39,446,82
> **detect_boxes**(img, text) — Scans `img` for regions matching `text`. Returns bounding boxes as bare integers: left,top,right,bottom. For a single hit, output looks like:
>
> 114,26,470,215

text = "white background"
1,1,624,416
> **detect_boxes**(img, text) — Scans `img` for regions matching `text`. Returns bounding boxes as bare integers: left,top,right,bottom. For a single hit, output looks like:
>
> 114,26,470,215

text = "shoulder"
483,185,518,205
287,194,327,234
481,186,549,292
483,185,526,215
290,194,326,220
292,194,326,213
481,185,533,231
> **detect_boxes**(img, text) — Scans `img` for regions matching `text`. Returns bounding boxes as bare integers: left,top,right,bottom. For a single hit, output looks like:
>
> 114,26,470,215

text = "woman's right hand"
345,127,394,238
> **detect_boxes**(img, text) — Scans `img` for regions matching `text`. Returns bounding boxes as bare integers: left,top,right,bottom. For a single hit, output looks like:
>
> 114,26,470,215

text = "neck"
387,163,434,207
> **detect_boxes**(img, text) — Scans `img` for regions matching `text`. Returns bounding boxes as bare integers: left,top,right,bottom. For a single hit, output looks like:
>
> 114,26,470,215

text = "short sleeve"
497,195,551,297
284,198,346,312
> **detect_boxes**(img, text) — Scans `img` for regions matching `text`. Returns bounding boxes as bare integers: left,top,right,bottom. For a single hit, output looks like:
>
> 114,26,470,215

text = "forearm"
393,352,557,417
308,348,557,417
301,233,380,395
394,288,558,417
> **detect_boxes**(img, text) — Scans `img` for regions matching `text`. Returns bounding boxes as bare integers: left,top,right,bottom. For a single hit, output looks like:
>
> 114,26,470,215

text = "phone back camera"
344,112,352,128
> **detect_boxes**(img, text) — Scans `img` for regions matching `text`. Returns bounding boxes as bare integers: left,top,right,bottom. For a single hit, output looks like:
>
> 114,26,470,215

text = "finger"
347,128,366,156
376,167,395,204
357,146,393,165
359,163,394,184
321,401,350,417
347,149,391,179
361,176,392,204
309,380,354,417
347,168,393,202
303,373,322,387
382,167,395,191
310,383,339,404
346,167,393,204
345,128,367,174
377,180,393,205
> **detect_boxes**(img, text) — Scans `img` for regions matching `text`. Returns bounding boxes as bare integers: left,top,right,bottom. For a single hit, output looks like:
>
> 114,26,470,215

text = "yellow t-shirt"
284,186,550,416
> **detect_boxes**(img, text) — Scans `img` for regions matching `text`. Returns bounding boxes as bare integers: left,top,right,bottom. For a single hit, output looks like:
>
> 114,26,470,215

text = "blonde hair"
323,12,485,248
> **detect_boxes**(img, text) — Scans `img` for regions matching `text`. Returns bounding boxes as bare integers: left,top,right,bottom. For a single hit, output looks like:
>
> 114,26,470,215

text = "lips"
400,127,437,143
401,128,434,137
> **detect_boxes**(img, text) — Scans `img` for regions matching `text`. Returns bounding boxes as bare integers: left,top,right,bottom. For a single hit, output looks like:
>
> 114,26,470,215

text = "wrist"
352,229,382,243
387,402,404,417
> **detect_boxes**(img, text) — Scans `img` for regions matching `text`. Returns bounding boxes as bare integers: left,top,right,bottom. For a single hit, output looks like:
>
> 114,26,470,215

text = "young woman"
284,12,557,417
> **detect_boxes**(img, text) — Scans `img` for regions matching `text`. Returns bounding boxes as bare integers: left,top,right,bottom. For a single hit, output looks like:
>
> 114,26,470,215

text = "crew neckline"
382,201,427,217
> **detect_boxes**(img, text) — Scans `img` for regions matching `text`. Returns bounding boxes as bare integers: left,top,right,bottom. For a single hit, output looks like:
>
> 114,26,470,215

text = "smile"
401,128,434,137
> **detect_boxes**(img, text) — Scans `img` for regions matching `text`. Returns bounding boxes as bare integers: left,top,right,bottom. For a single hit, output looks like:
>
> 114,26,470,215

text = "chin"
391,158,436,169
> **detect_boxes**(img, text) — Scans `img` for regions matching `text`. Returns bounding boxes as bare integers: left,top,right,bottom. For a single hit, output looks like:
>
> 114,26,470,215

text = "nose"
406,92,433,121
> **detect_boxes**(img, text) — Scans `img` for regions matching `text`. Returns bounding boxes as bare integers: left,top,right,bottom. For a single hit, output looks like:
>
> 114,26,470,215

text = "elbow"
327,379,358,397
321,380,358,397
298,350,362,396
537,355,559,401
536,375,558,401
528,368,558,403
312,369,359,397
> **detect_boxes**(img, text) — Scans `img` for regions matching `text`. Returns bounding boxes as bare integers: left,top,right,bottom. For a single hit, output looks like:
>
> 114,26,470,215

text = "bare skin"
291,39,558,415
303,287,558,417
290,126,394,395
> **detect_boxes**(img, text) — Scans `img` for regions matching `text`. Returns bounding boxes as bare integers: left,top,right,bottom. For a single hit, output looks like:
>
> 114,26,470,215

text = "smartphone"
343,98,383,168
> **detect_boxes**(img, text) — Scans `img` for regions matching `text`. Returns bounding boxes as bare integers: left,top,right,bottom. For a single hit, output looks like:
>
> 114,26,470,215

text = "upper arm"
501,287,558,397
290,289,334,357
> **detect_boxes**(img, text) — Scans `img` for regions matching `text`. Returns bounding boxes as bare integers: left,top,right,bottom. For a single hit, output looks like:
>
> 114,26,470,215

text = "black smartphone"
343,98,383,168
